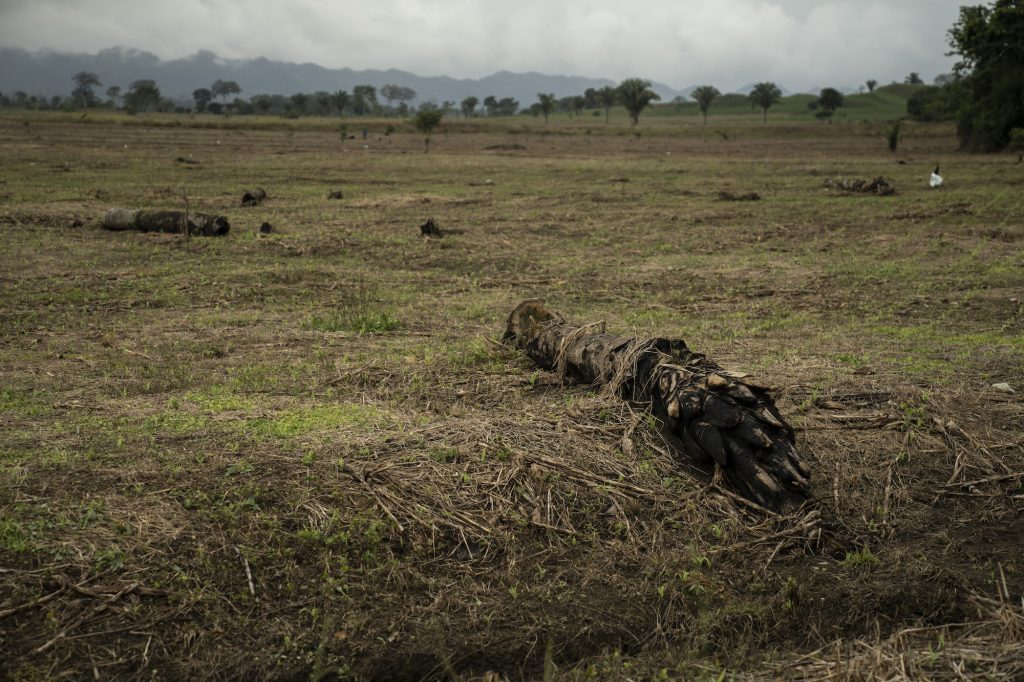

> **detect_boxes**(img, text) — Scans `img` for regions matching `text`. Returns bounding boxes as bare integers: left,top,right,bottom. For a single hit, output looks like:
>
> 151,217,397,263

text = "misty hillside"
0,46,696,106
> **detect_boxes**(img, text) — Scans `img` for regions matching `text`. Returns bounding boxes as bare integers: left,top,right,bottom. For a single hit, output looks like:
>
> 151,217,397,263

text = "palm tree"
536,93,556,124
596,85,618,124
618,78,661,126
749,82,782,123
691,85,721,125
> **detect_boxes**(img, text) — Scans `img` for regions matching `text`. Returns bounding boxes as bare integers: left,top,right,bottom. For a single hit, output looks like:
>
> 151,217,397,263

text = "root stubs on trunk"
102,208,230,236
504,300,811,512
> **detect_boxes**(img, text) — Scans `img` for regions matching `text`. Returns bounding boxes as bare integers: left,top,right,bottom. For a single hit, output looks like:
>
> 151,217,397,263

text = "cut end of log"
502,299,560,346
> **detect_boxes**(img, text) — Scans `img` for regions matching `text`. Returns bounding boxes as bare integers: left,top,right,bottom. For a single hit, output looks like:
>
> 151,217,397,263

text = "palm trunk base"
503,300,811,512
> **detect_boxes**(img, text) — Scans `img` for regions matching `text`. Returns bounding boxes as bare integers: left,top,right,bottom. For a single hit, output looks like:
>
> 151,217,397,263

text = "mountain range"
0,46,791,107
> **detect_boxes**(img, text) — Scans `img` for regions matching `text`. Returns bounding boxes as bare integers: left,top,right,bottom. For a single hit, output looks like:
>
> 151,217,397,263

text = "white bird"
930,164,943,188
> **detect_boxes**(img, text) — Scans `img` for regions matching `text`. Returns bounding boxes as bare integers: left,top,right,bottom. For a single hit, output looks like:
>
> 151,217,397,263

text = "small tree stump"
241,188,267,206
420,218,443,237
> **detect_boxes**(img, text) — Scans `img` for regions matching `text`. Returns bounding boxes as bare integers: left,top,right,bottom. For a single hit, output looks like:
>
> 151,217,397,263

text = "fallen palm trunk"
101,208,230,236
823,177,895,196
504,300,810,512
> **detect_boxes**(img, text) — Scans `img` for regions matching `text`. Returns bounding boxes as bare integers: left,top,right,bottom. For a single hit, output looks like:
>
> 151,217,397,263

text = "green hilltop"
650,83,922,123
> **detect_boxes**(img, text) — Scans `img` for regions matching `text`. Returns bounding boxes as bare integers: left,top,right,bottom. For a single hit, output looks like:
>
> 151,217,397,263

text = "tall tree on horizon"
334,90,351,116
816,87,845,123
617,78,660,126
211,79,241,102
596,85,618,124
192,87,212,113
460,96,479,118
352,85,377,115
748,82,782,123
535,92,556,123
691,85,721,125
71,71,101,108
124,80,160,113
106,85,121,108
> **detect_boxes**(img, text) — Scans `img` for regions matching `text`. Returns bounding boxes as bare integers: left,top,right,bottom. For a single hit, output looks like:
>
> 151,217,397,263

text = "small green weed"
841,548,879,569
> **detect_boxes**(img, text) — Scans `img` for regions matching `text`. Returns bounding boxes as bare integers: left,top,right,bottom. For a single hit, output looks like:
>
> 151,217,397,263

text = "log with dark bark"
102,208,230,236
718,191,761,201
504,300,811,512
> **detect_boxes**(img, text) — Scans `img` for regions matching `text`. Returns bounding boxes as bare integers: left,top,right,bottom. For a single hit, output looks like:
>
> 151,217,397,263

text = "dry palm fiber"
503,300,811,512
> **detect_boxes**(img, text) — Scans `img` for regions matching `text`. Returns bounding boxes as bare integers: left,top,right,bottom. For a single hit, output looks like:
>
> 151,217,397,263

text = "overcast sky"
0,0,964,90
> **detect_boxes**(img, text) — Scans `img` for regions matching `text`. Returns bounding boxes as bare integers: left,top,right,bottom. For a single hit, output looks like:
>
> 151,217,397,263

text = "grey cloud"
0,0,964,90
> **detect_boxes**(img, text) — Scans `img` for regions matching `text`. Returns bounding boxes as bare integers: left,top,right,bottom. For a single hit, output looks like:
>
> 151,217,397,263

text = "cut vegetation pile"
0,114,1021,681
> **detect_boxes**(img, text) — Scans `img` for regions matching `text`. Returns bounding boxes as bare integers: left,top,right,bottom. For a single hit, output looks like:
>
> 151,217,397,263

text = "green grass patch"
308,310,400,334
841,548,880,569
241,403,384,440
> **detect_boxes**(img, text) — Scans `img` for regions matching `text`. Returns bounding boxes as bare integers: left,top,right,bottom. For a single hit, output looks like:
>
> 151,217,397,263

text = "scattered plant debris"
824,177,896,195
718,190,762,201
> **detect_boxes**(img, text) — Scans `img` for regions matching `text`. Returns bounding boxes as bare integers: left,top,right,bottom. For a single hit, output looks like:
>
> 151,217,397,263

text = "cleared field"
1,113,1022,680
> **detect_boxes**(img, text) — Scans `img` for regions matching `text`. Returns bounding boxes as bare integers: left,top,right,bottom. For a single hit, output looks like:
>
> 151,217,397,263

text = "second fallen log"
504,300,811,512
102,208,230,236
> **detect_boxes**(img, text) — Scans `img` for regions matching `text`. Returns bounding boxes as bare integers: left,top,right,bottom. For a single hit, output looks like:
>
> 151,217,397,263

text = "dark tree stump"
420,218,443,237
503,300,811,512
241,188,267,206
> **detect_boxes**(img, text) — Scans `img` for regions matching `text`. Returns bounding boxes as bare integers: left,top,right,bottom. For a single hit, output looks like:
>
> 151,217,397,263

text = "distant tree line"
6,1,1020,156
0,72,868,130
898,1,1023,151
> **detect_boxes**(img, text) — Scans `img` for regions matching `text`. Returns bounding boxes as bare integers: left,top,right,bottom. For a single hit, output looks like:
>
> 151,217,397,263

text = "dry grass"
0,112,1022,680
